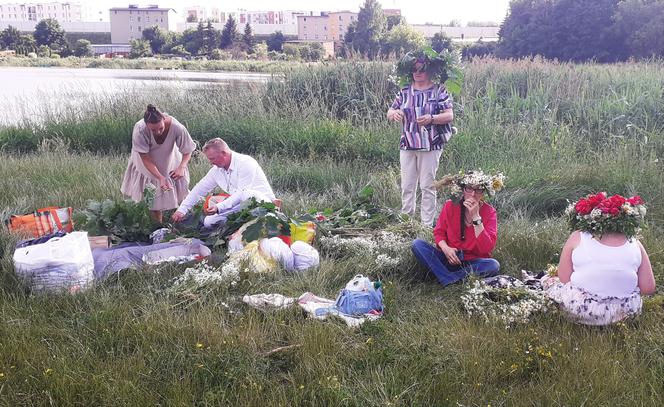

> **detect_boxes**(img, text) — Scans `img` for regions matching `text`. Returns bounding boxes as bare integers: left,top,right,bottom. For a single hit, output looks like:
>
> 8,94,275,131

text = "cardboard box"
88,235,111,250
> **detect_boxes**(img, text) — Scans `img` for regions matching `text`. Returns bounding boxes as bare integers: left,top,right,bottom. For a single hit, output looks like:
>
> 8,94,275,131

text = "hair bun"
147,104,156,112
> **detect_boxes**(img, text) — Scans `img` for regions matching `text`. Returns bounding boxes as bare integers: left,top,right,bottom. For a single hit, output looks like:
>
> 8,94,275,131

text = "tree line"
497,0,664,61
3,0,663,62
0,18,93,57
130,16,327,61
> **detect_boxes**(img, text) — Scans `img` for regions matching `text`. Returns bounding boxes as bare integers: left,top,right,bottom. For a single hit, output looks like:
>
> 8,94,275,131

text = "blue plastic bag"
335,287,384,316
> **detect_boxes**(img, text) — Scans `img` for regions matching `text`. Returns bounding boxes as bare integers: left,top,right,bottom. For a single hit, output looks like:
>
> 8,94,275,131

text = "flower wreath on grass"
564,192,646,240
434,169,506,203
461,280,554,326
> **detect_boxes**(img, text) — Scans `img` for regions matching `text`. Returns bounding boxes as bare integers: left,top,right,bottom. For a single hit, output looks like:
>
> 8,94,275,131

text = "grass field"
0,59,663,405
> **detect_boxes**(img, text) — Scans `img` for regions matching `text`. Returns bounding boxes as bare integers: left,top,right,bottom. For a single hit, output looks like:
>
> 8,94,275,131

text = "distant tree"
177,28,202,55
444,19,461,27
266,30,285,52
142,25,170,54
386,15,406,31
129,38,152,58
344,20,357,44
613,0,664,58
431,32,454,53
73,39,93,57
14,34,36,55
384,23,426,58
462,41,497,59
198,20,220,55
342,21,357,58
0,25,21,50
220,15,239,49
243,23,255,51
498,0,624,62
353,0,386,60
34,18,68,51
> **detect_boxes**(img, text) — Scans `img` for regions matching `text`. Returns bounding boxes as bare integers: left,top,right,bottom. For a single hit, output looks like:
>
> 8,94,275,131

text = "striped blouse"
390,84,454,151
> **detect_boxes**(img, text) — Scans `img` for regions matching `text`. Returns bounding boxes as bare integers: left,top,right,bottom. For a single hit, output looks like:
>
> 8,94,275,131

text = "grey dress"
120,117,196,211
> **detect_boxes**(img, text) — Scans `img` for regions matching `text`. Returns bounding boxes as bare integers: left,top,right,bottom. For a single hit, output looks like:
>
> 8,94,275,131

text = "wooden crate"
88,235,111,249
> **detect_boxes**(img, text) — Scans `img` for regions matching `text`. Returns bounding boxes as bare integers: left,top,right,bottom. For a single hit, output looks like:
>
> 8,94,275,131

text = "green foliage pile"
73,188,159,243
305,184,404,231
201,198,290,248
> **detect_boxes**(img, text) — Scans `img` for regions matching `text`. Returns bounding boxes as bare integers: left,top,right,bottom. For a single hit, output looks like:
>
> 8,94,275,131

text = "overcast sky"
80,1,511,25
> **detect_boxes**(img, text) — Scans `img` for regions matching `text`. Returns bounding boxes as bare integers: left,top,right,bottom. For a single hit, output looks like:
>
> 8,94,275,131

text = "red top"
432,200,498,260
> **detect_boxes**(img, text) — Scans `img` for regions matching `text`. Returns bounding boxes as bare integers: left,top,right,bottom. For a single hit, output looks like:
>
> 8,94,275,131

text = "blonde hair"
202,138,229,153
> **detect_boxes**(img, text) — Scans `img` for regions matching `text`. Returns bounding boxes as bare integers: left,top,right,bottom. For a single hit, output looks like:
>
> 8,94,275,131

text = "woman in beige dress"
120,104,196,223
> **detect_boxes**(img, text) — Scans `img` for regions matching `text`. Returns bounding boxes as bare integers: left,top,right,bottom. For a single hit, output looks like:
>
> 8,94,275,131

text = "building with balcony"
0,2,82,22
110,4,176,44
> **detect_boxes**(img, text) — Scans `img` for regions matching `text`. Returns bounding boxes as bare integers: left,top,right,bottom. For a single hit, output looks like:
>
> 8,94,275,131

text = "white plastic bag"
344,274,374,292
13,231,95,293
259,237,295,271
291,241,320,271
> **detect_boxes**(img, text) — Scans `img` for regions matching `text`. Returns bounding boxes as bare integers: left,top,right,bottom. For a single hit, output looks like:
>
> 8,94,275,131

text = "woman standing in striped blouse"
387,50,455,226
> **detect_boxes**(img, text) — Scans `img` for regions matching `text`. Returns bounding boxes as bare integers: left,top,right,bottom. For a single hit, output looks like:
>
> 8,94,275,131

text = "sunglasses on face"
463,186,484,193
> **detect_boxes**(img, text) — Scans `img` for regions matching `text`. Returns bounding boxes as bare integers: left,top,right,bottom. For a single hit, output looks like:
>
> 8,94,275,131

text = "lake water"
0,67,271,126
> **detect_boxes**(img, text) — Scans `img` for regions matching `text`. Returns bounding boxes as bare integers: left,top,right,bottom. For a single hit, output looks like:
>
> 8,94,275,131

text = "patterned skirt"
543,277,642,326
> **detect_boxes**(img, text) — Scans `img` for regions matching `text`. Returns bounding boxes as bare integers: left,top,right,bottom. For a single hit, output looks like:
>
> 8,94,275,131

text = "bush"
267,50,287,61
209,48,230,60
169,45,190,57
253,43,268,60
462,41,497,60
282,43,300,60
73,39,93,57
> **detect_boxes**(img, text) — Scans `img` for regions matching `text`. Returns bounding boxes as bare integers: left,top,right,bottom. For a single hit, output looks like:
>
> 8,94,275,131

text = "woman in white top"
545,192,655,325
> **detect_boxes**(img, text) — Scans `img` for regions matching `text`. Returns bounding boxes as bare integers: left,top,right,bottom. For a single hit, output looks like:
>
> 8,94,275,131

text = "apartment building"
232,9,301,35
297,11,358,42
328,11,356,42
110,4,176,44
0,2,82,22
183,5,224,23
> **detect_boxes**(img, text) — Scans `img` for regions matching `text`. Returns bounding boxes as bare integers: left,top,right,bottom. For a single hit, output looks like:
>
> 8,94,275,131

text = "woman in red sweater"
411,170,505,286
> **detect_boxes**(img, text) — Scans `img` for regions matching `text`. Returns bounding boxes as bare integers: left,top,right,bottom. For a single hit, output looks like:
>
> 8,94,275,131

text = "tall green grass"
2,60,663,218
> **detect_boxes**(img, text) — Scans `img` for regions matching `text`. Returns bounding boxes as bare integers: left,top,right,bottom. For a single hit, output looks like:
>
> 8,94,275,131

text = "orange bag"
204,193,230,213
8,206,74,238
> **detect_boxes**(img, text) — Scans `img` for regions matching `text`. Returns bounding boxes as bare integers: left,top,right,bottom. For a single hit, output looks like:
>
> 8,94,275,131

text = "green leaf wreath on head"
395,46,464,96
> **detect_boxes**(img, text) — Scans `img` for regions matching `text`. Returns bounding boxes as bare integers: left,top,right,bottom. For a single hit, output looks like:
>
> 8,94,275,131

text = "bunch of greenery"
73,188,160,243
302,184,404,231
395,46,464,95
202,198,291,248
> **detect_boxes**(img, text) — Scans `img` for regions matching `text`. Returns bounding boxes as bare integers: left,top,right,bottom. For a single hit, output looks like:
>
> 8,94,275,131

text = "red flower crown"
566,192,646,239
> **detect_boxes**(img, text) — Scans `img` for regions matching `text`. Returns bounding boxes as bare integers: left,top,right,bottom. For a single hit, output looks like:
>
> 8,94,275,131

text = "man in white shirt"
171,138,276,227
